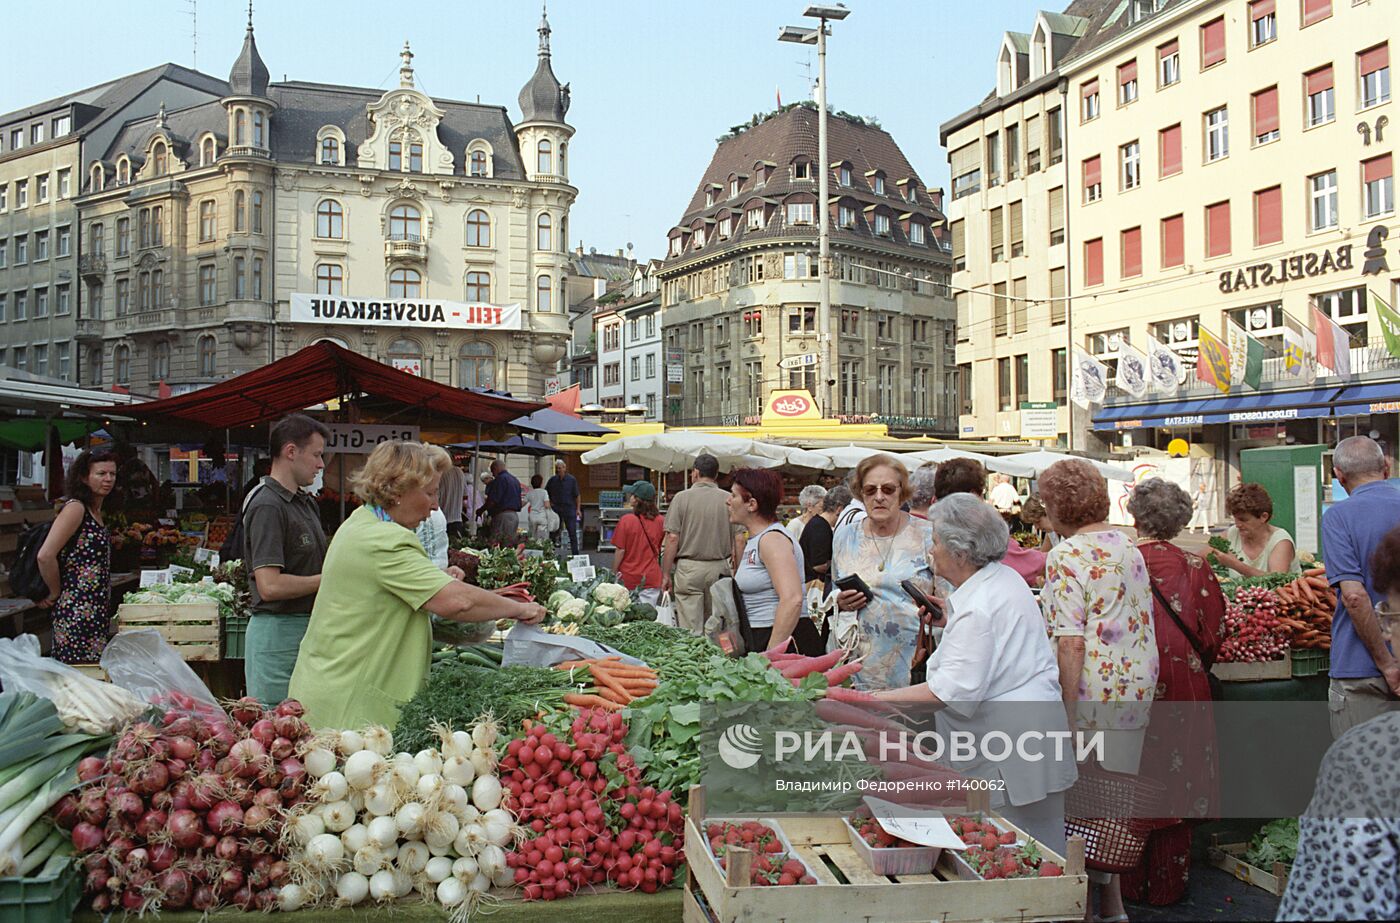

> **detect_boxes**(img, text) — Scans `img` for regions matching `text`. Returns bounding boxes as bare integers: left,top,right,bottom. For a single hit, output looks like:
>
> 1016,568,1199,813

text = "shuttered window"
951,219,965,266
1360,43,1389,79
1121,227,1143,278
1012,277,1028,334
989,207,1004,260
1302,0,1331,27
1049,268,1066,325
1118,60,1138,104
1306,65,1333,96
1206,201,1231,258
1084,238,1104,287
1254,186,1282,245
950,143,979,176
994,283,1008,337
1161,215,1184,268
1048,187,1065,243
1009,200,1024,255
1159,124,1182,176
1083,156,1102,202
1201,17,1225,69
1253,86,1279,141
1364,154,1393,184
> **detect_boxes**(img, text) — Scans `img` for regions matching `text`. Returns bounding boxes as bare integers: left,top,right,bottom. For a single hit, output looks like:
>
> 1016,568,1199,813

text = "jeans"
555,509,580,555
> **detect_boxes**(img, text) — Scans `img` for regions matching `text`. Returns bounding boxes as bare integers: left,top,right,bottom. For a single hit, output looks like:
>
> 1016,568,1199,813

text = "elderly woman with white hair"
909,463,938,519
786,484,828,542
873,494,1077,851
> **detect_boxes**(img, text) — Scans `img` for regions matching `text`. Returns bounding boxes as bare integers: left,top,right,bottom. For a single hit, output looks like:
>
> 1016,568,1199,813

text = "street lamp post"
779,3,849,418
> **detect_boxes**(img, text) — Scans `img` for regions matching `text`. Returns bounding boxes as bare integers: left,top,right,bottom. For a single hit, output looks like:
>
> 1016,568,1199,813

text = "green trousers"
245,613,310,706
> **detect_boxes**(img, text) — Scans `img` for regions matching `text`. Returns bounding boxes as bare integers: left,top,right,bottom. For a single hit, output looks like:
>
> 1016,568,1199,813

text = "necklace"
869,520,899,572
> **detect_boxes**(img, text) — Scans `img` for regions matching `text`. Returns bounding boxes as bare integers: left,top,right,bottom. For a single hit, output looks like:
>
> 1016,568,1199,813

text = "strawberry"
1039,862,1063,877
998,831,1017,845
782,860,806,878
980,834,1000,852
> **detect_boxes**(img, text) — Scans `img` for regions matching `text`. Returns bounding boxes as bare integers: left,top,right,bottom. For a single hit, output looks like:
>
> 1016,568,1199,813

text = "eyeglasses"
862,484,899,498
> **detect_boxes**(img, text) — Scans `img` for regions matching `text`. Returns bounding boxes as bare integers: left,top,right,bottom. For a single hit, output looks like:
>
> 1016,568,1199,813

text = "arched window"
458,341,495,390
90,163,104,192
320,136,339,164
252,191,263,233
314,336,350,348
233,256,246,298
560,142,567,178
536,274,552,312
234,110,247,146
389,204,421,241
253,111,265,147
465,271,490,302
387,338,423,375
470,150,487,176
199,200,216,241
316,199,343,238
116,158,129,185
537,139,552,175
316,263,344,294
114,345,130,384
198,336,216,377
201,137,216,166
465,209,490,247
153,341,170,380
389,267,422,298
536,212,552,251
234,190,246,232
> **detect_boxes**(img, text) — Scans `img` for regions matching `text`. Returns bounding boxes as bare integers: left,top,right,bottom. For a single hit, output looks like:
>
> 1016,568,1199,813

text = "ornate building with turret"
0,10,575,395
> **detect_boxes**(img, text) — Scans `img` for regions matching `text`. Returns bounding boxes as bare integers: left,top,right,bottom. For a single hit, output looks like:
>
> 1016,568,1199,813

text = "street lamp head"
778,25,819,44
804,3,850,20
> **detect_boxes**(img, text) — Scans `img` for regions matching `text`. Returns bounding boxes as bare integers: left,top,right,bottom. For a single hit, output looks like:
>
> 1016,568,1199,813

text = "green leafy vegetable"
393,661,576,753
1244,818,1299,868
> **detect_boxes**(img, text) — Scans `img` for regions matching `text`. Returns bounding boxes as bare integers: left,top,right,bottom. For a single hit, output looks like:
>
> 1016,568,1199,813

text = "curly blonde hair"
350,441,452,507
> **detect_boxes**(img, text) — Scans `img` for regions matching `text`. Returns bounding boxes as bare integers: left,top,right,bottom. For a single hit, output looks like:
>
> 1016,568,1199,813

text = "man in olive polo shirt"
243,414,329,704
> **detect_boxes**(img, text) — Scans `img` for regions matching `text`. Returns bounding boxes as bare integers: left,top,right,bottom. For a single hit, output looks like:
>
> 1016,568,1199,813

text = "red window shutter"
1307,65,1334,95
1360,44,1389,77
1302,0,1331,27
1082,79,1099,101
1085,238,1104,287
1160,124,1183,176
1207,201,1231,257
1119,60,1137,85
1158,40,1178,61
1161,215,1184,268
1201,18,1226,68
1084,156,1102,189
1364,154,1393,184
1250,0,1275,21
1253,87,1279,136
1121,227,1143,277
1255,186,1282,245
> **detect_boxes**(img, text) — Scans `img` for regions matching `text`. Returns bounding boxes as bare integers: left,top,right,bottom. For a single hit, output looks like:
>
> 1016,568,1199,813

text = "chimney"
594,278,607,298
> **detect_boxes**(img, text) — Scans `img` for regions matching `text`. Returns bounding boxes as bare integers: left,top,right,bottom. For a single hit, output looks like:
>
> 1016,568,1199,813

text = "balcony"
223,145,271,160
78,254,106,279
74,319,103,343
384,235,427,263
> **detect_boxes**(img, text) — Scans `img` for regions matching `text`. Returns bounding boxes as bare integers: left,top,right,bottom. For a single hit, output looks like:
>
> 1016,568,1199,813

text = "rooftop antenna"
183,0,197,69
799,54,816,101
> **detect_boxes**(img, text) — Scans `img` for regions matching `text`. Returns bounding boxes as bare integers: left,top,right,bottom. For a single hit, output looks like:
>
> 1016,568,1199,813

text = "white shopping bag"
655,591,676,628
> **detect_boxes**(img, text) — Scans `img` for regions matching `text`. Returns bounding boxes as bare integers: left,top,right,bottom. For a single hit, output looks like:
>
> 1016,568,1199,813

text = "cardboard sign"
139,569,172,587
863,796,965,850
569,565,596,583
168,565,195,581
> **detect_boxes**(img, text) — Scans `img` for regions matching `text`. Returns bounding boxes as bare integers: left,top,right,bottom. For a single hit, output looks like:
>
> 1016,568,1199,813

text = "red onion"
52,794,80,830
107,756,127,776
191,885,217,911
274,699,304,718
229,738,267,777
148,842,177,873
147,738,171,762
107,834,137,856
193,748,217,772
121,889,146,913
135,809,167,839
167,735,197,761
273,714,307,740
254,888,279,911
248,718,277,747
201,833,217,850
126,847,149,871
215,835,242,862
207,724,238,757
233,884,256,910
86,868,110,894
110,791,144,823
168,809,205,849
270,736,294,761
91,893,112,913
208,800,244,836
150,790,173,812
267,859,289,887
254,787,282,810
218,866,245,897
130,761,169,796
83,852,107,874
165,757,188,779
157,869,192,909
77,756,106,782
129,868,154,890
77,788,106,825
187,773,222,811
257,767,282,792
230,697,264,726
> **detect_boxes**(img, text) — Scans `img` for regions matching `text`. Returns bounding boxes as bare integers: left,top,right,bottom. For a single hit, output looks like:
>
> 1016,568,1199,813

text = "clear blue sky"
1,0,1037,261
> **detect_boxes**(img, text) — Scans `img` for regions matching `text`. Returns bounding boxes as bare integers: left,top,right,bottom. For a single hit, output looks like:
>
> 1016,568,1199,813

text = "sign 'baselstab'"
288,293,523,331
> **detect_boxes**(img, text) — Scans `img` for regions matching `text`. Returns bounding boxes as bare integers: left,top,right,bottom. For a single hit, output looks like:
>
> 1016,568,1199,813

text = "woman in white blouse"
873,494,1078,851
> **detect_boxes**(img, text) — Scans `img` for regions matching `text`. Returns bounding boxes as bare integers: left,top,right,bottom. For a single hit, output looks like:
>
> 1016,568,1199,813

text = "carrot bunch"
761,649,865,691
1274,567,1334,650
555,657,659,710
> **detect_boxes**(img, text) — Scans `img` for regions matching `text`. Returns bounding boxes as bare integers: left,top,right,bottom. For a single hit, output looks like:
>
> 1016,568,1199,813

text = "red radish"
71,822,104,852
208,800,244,835
822,662,864,685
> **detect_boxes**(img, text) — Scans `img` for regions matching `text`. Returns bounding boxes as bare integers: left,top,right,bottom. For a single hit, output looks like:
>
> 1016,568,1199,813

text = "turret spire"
399,40,415,88
538,4,551,56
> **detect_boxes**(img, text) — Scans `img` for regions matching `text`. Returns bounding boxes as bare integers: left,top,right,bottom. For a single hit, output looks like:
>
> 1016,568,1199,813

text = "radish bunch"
500,708,686,901
54,696,314,914
1218,587,1290,663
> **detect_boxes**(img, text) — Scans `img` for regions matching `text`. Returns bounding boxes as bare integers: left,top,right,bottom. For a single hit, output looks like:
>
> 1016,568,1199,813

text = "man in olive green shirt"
660,453,737,635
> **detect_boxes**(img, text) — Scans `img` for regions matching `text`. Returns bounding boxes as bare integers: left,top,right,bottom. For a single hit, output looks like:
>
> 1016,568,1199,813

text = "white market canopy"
999,449,1136,482
901,447,1039,478
802,444,915,471
579,432,832,473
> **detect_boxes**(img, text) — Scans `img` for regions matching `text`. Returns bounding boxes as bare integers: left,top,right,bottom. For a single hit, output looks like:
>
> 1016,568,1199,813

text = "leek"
0,766,76,877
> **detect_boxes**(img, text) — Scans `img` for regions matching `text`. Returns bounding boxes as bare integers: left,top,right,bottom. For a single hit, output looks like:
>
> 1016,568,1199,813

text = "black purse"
1149,582,1223,701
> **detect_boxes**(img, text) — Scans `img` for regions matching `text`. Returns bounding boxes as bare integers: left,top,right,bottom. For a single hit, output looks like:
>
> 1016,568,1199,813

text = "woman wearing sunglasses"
830,454,936,690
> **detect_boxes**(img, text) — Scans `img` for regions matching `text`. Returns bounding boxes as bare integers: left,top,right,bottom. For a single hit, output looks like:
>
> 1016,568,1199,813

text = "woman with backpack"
36,449,118,663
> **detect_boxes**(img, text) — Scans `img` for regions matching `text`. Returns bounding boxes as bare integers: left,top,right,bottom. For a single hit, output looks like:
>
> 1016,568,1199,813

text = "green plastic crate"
223,614,249,659
0,858,82,923
1291,647,1330,677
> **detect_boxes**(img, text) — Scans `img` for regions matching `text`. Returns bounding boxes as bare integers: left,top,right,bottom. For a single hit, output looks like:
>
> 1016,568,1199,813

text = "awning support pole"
469,422,481,539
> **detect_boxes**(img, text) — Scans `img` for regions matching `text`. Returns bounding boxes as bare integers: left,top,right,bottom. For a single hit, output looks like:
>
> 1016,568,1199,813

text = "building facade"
659,105,957,430
945,0,1398,482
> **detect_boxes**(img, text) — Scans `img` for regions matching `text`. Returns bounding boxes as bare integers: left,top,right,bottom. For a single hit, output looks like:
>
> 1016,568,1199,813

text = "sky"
0,0,1039,261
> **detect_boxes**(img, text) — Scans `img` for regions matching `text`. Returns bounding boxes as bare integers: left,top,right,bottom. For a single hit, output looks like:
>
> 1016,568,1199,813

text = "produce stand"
0,857,81,923
114,601,221,661
1211,660,1291,683
1206,836,1290,897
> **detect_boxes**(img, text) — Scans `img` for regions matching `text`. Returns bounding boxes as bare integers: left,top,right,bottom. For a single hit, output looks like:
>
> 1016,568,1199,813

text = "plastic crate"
1291,648,1330,677
842,817,940,876
0,857,82,923
223,614,249,659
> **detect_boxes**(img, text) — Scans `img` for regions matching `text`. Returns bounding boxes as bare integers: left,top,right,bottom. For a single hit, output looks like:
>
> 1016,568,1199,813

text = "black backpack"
11,520,58,601
219,481,267,563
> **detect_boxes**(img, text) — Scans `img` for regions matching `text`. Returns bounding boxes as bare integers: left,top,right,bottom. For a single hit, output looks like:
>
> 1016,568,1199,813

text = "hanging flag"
1373,291,1400,360
1226,318,1265,390
1196,326,1231,393
777,86,783,108
1116,341,1149,399
1282,314,1316,381
1070,347,1108,409
1146,334,1182,395
1311,301,1352,377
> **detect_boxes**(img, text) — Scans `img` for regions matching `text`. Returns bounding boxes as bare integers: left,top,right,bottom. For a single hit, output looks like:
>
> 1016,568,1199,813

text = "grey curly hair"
929,493,1009,569
910,464,938,511
1126,477,1194,541
797,484,828,513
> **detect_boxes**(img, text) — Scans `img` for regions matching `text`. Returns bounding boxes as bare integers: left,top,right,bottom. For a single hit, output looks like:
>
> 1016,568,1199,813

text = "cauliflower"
591,582,632,610
555,598,589,623
547,590,577,611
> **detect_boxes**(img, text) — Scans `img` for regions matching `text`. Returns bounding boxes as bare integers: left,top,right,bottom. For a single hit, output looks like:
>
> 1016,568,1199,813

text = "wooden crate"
1212,659,1291,682
1207,836,1290,896
116,602,220,661
686,788,1087,923
70,664,109,682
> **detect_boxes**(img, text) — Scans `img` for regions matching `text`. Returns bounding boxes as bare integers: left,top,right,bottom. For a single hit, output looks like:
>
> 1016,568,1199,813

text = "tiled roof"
0,64,227,131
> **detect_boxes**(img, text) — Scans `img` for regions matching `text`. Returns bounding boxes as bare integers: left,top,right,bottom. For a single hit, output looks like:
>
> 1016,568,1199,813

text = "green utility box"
1239,444,1325,554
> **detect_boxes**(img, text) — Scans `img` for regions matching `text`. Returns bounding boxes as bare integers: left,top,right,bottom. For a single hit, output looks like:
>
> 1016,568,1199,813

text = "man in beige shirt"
661,453,736,635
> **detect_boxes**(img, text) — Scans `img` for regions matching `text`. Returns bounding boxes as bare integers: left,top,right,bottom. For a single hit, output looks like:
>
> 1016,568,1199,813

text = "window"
783,252,814,279
316,200,343,238
316,263,343,295
989,206,1004,262
536,274,552,312
465,271,490,302
115,345,130,383
603,363,621,387
0,294,6,321
252,111,264,146
873,212,891,236
786,201,814,225
151,270,163,308
30,123,43,145
1252,184,1287,251
874,173,886,195
17,179,28,208
15,235,26,264
1005,126,1020,180
1253,86,1279,144
1360,44,1391,109
1120,141,1141,190
470,150,487,176
456,342,495,390
1205,106,1229,161
465,209,490,247
747,208,764,231
1048,106,1064,164
1302,0,1331,27
56,226,70,257
58,169,70,199
910,222,926,245
54,342,70,380
993,283,1009,336
234,190,246,232
115,279,129,315
1025,116,1042,173
151,143,167,176
198,337,216,377
1081,79,1100,122
53,115,70,137
1364,155,1394,218
252,259,263,299
630,357,640,381
117,218,129,256
200,200,216,241
1051,348,1068,402
1249,1,1276,48
951,142,981,198
251,192,262,233
35,287,48,317
998,358,1013,411
202,137,217,165
1084,238,1104,286
729,177,741,197
152,206,164,246
320,136,339,164
14,292,26,320
390,204,421,241
1014,354,1029,407
199,264,216,304
1118,60,1138,104
718,215,731,238
389,141,402,171
34,230,48,261
646,354,656,378
1310,170,1338,230
536,213,552,250
1306,66,1335,127
1155,124,1182,179
1201,17,1226,69
8,128,20,150
88,164,102,192
33,344,47,377
788,306,816,333
837,204,855,228
389,267,422,298
234,110,247,146
233,257,246,298
36,174,49,203
0,186,5,210
537,139,552,174
1048,187,1065,245
1121,227,1143,277
0,239,5,268
838,163,852,187
793,157,810,180
86,282,102,318
1206,200,1232,257
408,142,423,173
153,341,170,380
986,132,1001,186
1083,155,1102,202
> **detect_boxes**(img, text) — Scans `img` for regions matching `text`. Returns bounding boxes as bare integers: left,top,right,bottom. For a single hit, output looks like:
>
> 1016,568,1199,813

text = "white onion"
492,865,515,889
481,815,512,848
347,789,366,814
353,845,389,877
414,749,444,777
320,800,355,833
417,773,444,802
368,869,397,902
311,770,348,803
335,871,369,906
395,801,426,839
469,748,494,778
344,750,387,790
288,811,326,845
442,756,475,787
454,822,486,857
392,867,414,898
303,746,338,778
451,856,479,884
337,730,366,757
471,716,498,751
427,839,453,857
306,833,346,872
423,807,460,851
425,856,454,884
477,844,506,879
397,840,430,874
471,775,502,812
278,883,311,911
364,781,399,817
340,823,370,854
366,815,399,850
362,725,394,757
446,729,474,760
469,872,492,893
437,876,468,907
390,755,420,796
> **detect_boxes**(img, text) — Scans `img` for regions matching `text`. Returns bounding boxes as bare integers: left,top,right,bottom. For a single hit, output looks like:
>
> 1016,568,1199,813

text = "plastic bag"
502,622,646,668
0,634,145,734
654,591,676,628
100,629,223,718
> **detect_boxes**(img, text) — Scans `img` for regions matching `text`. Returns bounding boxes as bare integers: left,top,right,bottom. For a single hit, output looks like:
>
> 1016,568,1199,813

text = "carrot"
1303,567,1327,578
620,679,658,693
1306,576,1331,592
594,665,657,679
588,666,635,703
1295,579,1318,607
597,687,630,705
564,693,623,711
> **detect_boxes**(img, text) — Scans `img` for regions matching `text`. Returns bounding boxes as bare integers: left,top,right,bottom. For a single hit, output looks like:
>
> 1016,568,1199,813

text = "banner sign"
290,293,522,331
324,423,421,454
391,358,422,377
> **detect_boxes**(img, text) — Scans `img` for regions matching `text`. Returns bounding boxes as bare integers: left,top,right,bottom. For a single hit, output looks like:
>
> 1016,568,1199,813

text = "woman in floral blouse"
1039,458,1159,923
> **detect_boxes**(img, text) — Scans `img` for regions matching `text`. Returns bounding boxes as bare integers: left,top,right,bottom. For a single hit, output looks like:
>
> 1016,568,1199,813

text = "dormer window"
747,208,763,231
471,150,487,176
838,204,856,228
201,137,216,166
670,236,683,256
409,141,423,172
755,162,770,186
905,181,918,203
873,172,886,195
321,137,339,164
874,212,892,236
910,222,926,245
90,163,104,192
838,163,852,187
705,189,716,207
719,215,732,238
693,226,706,248
116,157,130,185
151,143,167,177
786,201,814,225
793,157,810,180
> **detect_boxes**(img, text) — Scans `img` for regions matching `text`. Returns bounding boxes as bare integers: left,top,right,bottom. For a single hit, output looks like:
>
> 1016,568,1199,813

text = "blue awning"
1332,381,1400,416
1092,387,1340,431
